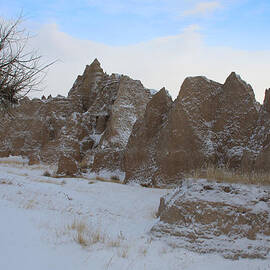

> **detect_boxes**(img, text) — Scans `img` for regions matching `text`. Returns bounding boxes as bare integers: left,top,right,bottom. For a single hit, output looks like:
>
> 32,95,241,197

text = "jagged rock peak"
83,58,103,76
224,72,255,97
154,87,171,98
226,71,242,81
92,58,100,66
263,88,270,113
146,87,173,114
68,58,105,111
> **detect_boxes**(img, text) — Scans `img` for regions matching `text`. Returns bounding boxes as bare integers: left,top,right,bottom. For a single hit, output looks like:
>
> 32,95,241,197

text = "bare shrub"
0,15,55,114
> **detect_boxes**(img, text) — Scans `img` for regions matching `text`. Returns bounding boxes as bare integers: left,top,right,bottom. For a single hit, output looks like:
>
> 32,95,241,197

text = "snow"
0,157,270,270
163,178,270,213
87,169,126,182
90,133,103,147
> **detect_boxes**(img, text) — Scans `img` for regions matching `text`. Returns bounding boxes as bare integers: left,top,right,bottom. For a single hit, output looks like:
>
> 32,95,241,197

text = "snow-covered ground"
0,156,269,270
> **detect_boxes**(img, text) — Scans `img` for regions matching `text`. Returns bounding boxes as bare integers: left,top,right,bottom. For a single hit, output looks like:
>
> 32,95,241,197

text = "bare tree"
0,15,54,113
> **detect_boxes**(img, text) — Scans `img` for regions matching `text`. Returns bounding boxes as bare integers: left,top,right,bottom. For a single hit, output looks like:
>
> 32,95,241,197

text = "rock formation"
123,88,173,186
124,73,266,187
0,60,269,183
151,179,270,259
0,59,152,177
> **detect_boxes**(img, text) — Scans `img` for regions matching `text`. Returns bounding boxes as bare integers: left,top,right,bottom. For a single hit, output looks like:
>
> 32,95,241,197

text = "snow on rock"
0,59,152,177
151,178,270,259
124,87,173,186
124,72,265,187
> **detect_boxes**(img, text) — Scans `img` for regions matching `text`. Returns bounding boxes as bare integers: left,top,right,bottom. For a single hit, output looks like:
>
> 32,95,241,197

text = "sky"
0,0,270,102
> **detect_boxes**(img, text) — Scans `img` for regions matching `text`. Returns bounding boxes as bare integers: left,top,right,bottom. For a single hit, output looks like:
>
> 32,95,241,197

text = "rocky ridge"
0,59,152,177
124,73,270,187
0,60,270,184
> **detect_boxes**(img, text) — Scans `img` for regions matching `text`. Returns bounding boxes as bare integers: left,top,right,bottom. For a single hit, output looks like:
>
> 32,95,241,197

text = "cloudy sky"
1,0,270,102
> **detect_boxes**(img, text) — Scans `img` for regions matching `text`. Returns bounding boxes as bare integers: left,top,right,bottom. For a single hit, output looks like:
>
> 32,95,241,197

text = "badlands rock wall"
124,73,270,187
0,59,152,176
1,59,270,183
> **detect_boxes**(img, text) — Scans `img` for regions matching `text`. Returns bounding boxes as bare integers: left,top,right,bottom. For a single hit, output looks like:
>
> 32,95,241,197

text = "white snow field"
0,156,269,270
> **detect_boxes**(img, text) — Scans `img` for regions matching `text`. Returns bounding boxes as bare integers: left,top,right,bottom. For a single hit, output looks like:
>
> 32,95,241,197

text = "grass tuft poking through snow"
117,245,129,259
0,179,13,185
43,170,51,177
67,219,127,249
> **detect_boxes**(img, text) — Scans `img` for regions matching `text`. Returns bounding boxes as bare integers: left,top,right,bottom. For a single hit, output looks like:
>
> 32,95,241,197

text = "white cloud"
183,1,222,16
31,23,270,103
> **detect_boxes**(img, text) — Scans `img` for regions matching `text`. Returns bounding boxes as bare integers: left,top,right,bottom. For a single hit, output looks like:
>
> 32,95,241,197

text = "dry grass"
34,178,66,186
110,175,120,181
65,219,129,252
43,170,51,177
188,165,270,186
0,159,27,166
107,239,121,248
68,219,87,231
95,175,120,184
0,179,13,185
96,175,109,181
139,246,148,256
0,158,57,175
117,245,129,258
107,232,125,248
24,199,37,209
67,219,122,248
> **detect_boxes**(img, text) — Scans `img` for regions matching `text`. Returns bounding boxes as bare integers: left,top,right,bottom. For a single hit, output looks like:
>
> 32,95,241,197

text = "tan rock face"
0,95,84,165
124,88,173,186
57,155,78,176
90,76,152,176
251,89,270,172
152,179,270,259
124,73,261,186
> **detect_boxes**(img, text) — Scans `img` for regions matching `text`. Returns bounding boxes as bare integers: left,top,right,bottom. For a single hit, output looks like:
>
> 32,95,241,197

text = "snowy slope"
0,157,269,270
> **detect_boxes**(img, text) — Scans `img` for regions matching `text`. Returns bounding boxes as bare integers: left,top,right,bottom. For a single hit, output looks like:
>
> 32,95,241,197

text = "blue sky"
1,0,269,49
0,0,270,101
